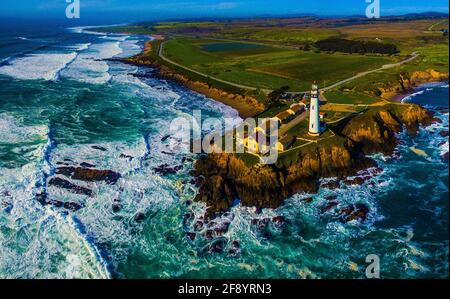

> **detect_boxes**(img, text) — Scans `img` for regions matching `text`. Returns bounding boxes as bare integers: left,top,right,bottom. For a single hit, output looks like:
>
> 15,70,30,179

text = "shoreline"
391,80,449,102
382,70,449,102
120,35,448,119
120,39,265,119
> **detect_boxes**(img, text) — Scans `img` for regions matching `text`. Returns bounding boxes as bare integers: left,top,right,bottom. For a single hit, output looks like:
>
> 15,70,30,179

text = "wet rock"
251,218,270,230
344,176,365,186
439,131,449,137
182,157,194,163
1,201,13,213
372,167,383,175
48,199,64,208
194,221,204,231
321,180,340,190
92,145,107,152
134,212,146,223
119,154,133,161
325,195,338,201
186,232,196,241
320,201,338,214
35,192,48,205
153,164,183,176
204,229,214,240
228,240,241,257
46,199,83,212
48,177,93,196
56,167,121,185
208,237,228,254
80,162,96,168
339,203,370,223
214,222,230,236
63,201,83,212
182,212,195,227
272,216,286,227
433,117,443,124
112,202,122,213
441,152,449,163
303,197,314,203
207,221,216,228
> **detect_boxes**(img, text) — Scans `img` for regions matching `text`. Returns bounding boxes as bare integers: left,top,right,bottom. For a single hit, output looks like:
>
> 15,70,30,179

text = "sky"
0,0,448,23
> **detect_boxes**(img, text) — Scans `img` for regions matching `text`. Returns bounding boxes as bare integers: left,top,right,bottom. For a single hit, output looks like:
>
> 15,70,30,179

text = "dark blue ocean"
0,23,448,279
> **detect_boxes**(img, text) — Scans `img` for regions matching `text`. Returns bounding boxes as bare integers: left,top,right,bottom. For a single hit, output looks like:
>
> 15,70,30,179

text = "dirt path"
320,52,419,92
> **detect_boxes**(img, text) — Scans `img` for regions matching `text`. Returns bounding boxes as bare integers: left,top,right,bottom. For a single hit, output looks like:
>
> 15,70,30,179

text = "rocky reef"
192,104,434,218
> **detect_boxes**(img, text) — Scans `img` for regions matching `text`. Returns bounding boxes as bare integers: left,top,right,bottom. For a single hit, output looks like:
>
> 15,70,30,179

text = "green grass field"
163,38,395,91
324,90,381,105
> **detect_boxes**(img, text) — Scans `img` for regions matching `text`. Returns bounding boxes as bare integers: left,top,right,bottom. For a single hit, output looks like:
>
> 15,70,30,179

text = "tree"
267,86,290,106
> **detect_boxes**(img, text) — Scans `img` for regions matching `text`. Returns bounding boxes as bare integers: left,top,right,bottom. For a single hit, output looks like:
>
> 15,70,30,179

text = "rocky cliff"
193,104,434,217
378,69,448,99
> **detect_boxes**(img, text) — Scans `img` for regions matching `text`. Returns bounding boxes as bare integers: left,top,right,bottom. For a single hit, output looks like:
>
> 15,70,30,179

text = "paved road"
320,52,419,92
158,39,419,95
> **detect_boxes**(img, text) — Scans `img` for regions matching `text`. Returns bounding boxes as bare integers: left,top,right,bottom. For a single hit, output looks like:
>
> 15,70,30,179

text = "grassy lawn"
212,27,340,44
163,38,395,91
326,43,448,97
285,121,309,138
324,90,382,105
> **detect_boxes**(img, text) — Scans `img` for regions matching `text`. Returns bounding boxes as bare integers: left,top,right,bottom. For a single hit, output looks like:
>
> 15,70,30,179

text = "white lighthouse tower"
308,83,321,136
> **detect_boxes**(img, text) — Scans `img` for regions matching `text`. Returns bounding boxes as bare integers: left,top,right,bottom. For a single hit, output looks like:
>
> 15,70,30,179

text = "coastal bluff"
192,104,434,217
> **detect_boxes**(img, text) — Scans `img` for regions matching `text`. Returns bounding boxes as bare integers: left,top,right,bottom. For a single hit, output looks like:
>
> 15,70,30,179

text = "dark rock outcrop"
193,104,433,217
55,167,121,185
48,177,93,196
154,164,183,176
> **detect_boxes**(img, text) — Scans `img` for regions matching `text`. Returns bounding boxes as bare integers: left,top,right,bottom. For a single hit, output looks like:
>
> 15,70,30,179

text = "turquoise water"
0,24,448,279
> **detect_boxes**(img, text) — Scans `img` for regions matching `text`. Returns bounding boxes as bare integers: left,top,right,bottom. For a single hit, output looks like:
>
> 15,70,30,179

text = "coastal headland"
96,14,449,219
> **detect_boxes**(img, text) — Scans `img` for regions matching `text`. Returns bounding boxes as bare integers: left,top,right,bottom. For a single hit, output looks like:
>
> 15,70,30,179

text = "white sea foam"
116,39,141,58
61,41,123,84
0,52,78,81
0,116,108,278
65,43,92,51
0,113,48,144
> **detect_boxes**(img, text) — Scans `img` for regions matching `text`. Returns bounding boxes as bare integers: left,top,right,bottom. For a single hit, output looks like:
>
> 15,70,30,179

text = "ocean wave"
0,117,109,278
65,43,92,51
0,113,48,144
0,52,78,81
61,41,123,84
